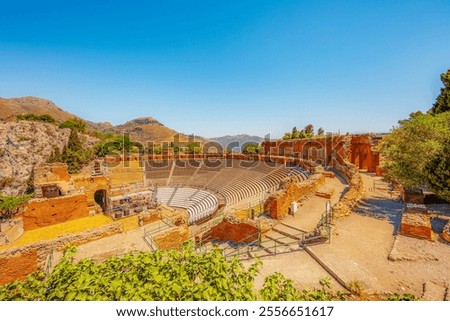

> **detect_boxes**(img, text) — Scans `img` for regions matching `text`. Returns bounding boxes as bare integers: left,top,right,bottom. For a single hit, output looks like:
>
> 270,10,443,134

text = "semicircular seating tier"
145,159,310,211
153,187,219,225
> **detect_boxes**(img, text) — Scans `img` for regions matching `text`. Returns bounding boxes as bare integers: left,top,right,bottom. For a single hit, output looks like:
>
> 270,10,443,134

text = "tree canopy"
59,118,88,133
380,69,450,201
283,124,316,140
429,68,450,115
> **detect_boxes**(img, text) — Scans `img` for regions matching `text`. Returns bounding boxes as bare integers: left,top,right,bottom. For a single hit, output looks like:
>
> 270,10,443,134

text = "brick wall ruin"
73,175,110,214
264,173,325,220
331,162,365,218
0,222,123,285
21,194,89,231
400,214,432,240
209,217,259,244
262,134,380,173
400,207,432,240
152,226,189,250
0,248,38,285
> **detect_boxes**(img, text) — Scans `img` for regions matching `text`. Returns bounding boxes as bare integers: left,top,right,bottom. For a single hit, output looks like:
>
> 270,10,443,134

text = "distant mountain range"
208,134,265,151
0,96,267,147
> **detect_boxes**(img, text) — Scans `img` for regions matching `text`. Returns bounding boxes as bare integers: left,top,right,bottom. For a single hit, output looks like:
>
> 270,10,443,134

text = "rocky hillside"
108,117,205,145
0,97,78,122
0,96,203,144
0,121,97,195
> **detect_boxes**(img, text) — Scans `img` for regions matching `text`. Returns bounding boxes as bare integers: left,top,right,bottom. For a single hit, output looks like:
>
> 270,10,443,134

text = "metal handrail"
45,246,54,275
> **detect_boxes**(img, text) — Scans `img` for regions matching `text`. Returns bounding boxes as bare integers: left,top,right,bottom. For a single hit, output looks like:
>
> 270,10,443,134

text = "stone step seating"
153,187,219,225
199,160,226,171
144,160,173,171
145,170,171,179
172,160,199,176
148,178,169,188
241,160,280,174
188,171,218,188
216,165,310,206
145,159,311,208
169,175,192,186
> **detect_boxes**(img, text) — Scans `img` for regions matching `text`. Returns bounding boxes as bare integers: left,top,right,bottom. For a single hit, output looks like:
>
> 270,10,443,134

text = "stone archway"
94,189,107,212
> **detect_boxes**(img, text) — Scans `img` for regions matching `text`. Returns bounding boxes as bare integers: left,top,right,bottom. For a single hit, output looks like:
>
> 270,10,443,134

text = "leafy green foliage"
423,139,450,202
95,134,134,157
17,114,56,123
380,111,450,196
47,129,94,173
59,118,87,133
386,293,419,301
0,194,32,221
429,68,450,115
259,274,344,301
0,243,260,301
0,243,418,301
47,147,63,163
346,280,365,296
62,130,94,174
242,143,260,154
283,124,316,140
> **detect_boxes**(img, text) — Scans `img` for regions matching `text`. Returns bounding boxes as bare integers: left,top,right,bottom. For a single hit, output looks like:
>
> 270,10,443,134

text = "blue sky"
1,0,449,138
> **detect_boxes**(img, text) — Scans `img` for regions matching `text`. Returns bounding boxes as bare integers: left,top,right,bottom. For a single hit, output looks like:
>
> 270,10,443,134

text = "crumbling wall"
0,222,123,285
209,216,259,244
34,163,73,197
138,209,161,226
21,194,89,231
0,218,24,245
264,173,325,219
400,204,433,240
73,175,110,214
400,209,432,240
441,221,450,242
401,188,424,204
34,163,71,183
0,248,38,285
152,226,189,250
332,163,365,218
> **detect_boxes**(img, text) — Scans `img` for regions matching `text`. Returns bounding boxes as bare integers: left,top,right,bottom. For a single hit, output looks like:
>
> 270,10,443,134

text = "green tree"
304,124,314,137
242,143,260,154
59,118,88,133
429,68,450,115
0,194,32,221
380,112,450,195
186,142,201,154
423,139,450,202
291,126,299,139
61,129,94,174
317,127,325,136
282,132,292,140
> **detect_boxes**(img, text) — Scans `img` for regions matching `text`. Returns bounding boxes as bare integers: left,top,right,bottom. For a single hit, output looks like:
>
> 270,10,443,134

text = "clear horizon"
1,0,449,138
